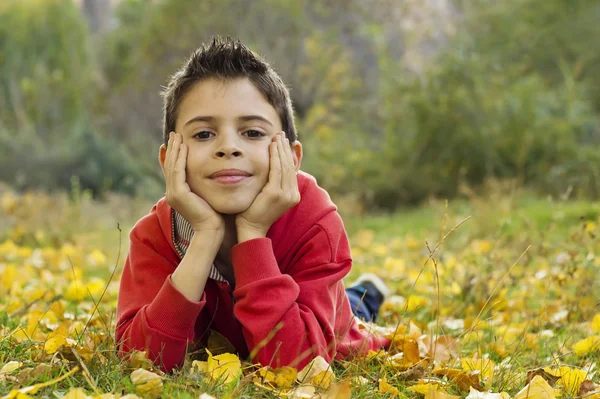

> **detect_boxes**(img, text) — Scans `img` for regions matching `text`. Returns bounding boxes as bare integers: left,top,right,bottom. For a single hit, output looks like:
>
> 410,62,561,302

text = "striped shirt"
171,209,228,283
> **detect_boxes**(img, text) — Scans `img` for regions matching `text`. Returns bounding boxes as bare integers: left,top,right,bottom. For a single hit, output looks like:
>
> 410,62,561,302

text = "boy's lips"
209,169,252,185
209,169,252,178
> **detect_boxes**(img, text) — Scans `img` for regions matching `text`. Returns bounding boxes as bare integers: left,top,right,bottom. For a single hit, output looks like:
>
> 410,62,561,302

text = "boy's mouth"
209,169,252,185
209,169,252,178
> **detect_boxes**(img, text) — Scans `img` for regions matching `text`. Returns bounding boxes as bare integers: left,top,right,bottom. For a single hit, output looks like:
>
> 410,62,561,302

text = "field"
1,187,600,398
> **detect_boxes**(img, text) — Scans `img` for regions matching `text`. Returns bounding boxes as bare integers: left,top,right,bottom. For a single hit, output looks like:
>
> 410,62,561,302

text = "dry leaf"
207,329,237,356
289,385,317,399
130,368,163,399
580,381,597,397
44,333,68,354
323,379,352,399
62,387,90,399
461,358,495,389
526,368,559,387
465,387,511,399
433,368,482,391
0,361,22,374
514,375,556,399
199,394,217,399
573,336,600,356
298,356,331,383
313,370,335,389
408,382,445,395
128,350,153,370
380,376,401,397
425,390,461,399
273,366,298,388
398,364,426,381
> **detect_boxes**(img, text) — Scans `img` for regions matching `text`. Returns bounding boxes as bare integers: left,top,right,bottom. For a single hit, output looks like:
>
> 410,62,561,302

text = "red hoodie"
116,171,389,372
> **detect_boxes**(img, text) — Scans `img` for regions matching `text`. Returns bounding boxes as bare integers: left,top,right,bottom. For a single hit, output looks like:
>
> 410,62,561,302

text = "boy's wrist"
236,224,268,242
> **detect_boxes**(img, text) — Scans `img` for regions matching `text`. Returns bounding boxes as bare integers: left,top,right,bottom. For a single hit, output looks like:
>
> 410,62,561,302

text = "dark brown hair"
161,36,297,146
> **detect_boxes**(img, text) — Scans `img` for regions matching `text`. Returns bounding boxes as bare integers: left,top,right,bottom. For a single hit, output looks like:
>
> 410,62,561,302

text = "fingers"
268,138,282,189
278,132,297,194
166,132,185,197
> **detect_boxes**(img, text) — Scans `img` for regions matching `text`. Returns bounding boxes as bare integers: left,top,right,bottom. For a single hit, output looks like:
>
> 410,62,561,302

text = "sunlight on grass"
1,188,600,398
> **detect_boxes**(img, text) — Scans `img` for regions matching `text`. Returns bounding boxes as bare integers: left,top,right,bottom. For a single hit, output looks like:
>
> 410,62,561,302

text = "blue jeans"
346,286,383,322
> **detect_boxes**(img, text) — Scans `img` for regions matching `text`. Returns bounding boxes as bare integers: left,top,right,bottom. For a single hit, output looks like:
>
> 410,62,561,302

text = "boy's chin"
210,201,252,215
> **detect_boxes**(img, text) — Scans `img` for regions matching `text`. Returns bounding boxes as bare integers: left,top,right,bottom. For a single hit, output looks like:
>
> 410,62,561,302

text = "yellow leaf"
273,366,298,388
44,334,68,354
1,366,79,398
0,361,22,374
323,379,352,399
290,385,316,399
191,360,208,374
62,388,90,399
313,370,335,389
461,358,495,389
543,366,587,396
380,376,401,397
205,350,241,385
128,350,153,370
514,375,556,399
465,386,511,399
298,356,331,383
408,383,444,395
573,336,600,356
426,391,461,399
130,368,163,399
592,314,600,333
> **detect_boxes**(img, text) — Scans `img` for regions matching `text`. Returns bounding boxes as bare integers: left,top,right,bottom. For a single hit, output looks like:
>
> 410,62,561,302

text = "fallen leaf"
380,376,401,397
543,366,587,396
205,350,241,385
461,358,495,389
130,368,163,399
298,356,331,383
573,336,600,356
323,379,352,399
0,361,22,374
465,386,511,399
289,385,316,399
433,367,482,391
425,391,461,399
128,350,153,370
313,370,335,389
408,382,445,395
44,333,68,354
526,368,559,387
274,366,298,388
514,375,556,399
63,387,90,399
580,380,597,397
198,394,217,399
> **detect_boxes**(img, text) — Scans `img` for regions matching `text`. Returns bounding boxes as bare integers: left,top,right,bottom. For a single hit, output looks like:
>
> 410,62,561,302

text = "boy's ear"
158,144,167,176
292,140,303,172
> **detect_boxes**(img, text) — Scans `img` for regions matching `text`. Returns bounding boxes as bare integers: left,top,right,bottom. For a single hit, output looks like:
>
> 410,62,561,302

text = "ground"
1,188,600,398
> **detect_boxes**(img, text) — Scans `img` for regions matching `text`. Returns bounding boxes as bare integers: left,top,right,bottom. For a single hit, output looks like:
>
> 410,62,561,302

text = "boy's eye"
244,130,265,139
193,131,213,140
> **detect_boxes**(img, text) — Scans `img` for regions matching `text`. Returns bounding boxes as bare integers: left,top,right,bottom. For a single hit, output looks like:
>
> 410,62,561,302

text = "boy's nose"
215,133,243,158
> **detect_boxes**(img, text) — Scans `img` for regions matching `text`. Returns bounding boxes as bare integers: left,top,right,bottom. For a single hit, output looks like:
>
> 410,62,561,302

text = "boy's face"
159,77,302,215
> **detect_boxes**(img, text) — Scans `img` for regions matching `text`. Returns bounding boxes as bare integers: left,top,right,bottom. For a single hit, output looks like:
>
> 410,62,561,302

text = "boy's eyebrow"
183,115,274,127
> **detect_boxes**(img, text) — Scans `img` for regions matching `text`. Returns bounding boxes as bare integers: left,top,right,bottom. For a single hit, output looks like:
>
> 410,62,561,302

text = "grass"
1,186,600,398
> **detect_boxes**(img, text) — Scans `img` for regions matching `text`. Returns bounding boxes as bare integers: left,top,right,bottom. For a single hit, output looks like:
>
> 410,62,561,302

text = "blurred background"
1,0,599,213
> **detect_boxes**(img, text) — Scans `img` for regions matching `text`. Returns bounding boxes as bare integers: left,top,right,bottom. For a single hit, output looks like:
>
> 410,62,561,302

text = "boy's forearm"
170,230,222,302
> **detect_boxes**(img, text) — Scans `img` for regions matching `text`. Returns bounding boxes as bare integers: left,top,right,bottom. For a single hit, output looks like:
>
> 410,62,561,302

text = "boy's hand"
164,132,224,234
236,132,300,241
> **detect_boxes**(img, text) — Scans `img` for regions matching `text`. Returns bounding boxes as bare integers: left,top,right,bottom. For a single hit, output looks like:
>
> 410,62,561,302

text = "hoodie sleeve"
115,224,206,372
231,210,385,369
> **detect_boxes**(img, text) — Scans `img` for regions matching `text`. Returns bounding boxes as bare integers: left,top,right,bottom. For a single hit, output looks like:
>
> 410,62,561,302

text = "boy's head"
159,37,302,215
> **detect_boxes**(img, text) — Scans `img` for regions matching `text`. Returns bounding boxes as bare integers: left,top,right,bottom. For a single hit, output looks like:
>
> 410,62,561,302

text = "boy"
116,36,390,373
